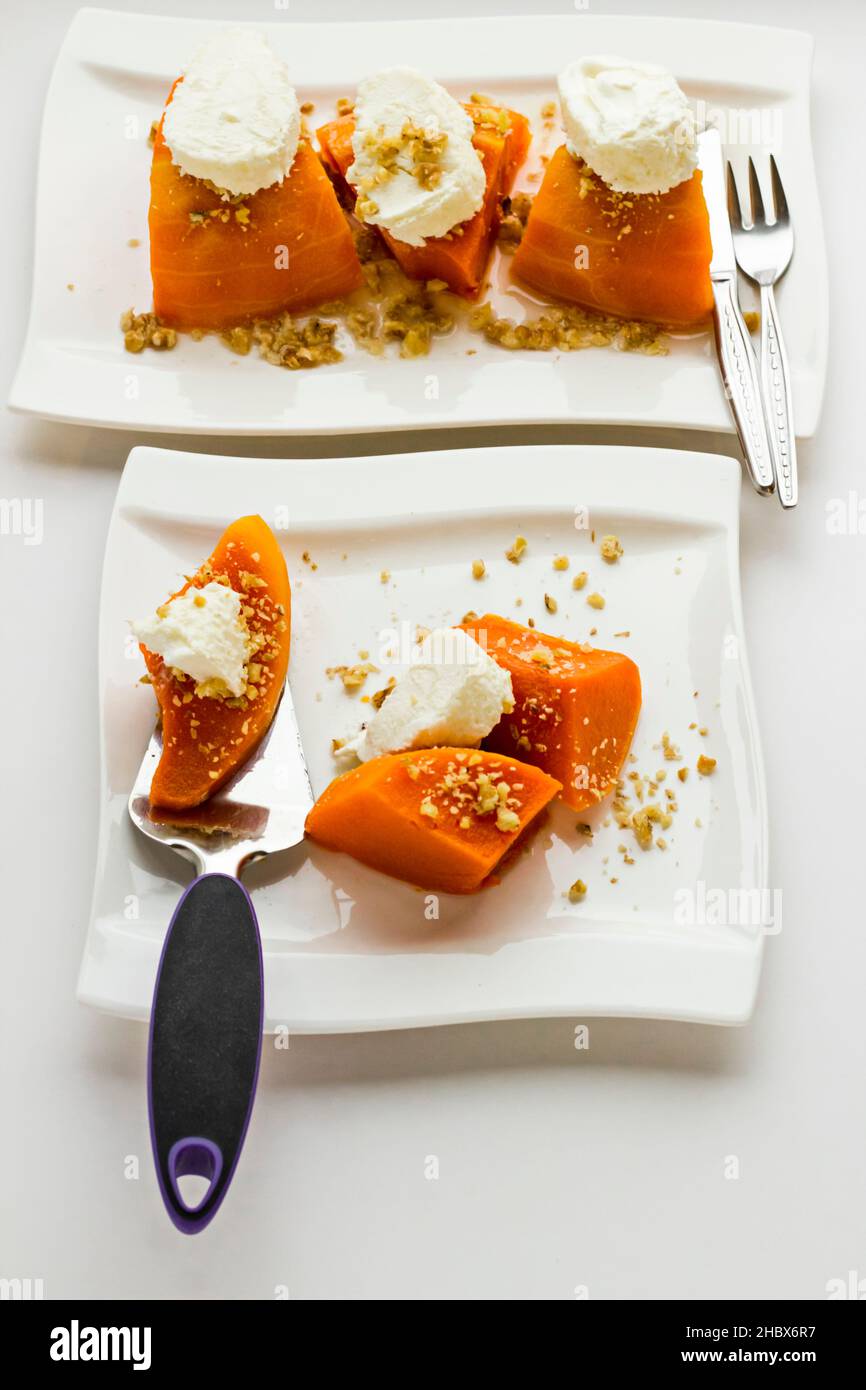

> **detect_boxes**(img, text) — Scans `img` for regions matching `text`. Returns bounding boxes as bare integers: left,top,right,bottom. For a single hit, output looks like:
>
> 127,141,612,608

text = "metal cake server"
698,128,775,498
129,680,313,1234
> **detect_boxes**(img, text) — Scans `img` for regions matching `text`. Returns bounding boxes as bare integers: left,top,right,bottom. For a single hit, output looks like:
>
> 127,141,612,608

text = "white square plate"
11,8,826,437
80,443,769,1030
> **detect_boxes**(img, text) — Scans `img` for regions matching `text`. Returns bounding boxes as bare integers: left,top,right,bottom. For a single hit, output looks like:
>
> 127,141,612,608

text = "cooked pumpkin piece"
458,613,642,811
316,102,531,298
305,747,560,893
511,145,713,327
149,80,364,331
140,515,291,810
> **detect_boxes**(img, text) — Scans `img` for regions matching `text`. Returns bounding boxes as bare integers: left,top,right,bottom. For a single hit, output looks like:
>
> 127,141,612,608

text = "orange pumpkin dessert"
512,146,712,327
317,97,530,297
150,127,364,332
305,748,560,893
458,614,641,811
148,31,363,332
513,58,712,327
134,516,291,811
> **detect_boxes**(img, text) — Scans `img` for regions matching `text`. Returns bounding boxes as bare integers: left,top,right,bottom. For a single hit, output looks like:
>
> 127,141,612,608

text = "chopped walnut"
252,315,342,370
326,662,378,692
222,326,252,356
469,100,512,135
468,300,667,355
345,258,454,359
600,534,623,564
496,191,534,253
661,731,681,762
121,308,177,354
528,644,554,668
631,803,672,851
403,752,528,840
357,120,449,202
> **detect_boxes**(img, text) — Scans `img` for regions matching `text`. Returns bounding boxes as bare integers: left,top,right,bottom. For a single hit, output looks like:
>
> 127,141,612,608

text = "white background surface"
1,0,863,1301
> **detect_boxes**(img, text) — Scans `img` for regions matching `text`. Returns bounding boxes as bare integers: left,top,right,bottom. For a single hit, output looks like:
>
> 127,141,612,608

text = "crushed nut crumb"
496,191,534,252
469,300,667,356
120,308,177,354
661,732,681,762
326,662,378,692
252,314,342,370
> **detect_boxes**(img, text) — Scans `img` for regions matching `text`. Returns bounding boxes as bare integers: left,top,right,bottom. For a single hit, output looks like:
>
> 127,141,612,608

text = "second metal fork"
727,157,797,509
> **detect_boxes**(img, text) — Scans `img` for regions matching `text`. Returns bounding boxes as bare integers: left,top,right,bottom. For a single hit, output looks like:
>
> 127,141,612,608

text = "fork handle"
710,277,775,495
148,873,264,1234
760,284,798,508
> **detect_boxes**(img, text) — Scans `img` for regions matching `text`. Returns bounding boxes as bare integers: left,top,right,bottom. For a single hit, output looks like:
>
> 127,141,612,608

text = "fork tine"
726,161,743,232
747,157,765,227
769,154,790,225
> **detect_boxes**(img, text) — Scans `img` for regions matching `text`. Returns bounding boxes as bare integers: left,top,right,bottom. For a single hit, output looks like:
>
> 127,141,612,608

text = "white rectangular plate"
80,443,769,1030
11,8,825,437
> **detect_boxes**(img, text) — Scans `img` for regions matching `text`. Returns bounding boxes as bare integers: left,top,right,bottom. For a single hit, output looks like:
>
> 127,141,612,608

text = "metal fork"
727,156,797,509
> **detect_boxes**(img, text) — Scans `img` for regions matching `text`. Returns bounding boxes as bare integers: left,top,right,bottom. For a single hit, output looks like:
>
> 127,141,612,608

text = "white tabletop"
1,0,862,1300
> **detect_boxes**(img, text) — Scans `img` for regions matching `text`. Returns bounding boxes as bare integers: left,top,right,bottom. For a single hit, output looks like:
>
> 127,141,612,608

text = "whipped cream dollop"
347,66,486,247
132,581,250,697
162,28,301,196
339,627,513,763
558,55,696,195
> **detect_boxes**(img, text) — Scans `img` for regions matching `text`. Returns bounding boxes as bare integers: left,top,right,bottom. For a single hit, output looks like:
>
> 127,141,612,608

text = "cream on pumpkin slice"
133,515,291,812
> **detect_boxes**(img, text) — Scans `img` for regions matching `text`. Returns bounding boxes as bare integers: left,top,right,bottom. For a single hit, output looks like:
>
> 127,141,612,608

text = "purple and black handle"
147,874,263,1234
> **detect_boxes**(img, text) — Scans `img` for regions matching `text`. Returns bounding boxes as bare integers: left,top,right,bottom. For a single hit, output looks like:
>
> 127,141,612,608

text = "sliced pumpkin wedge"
141,515,291,810
458,614,642,811
305,747,560,893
